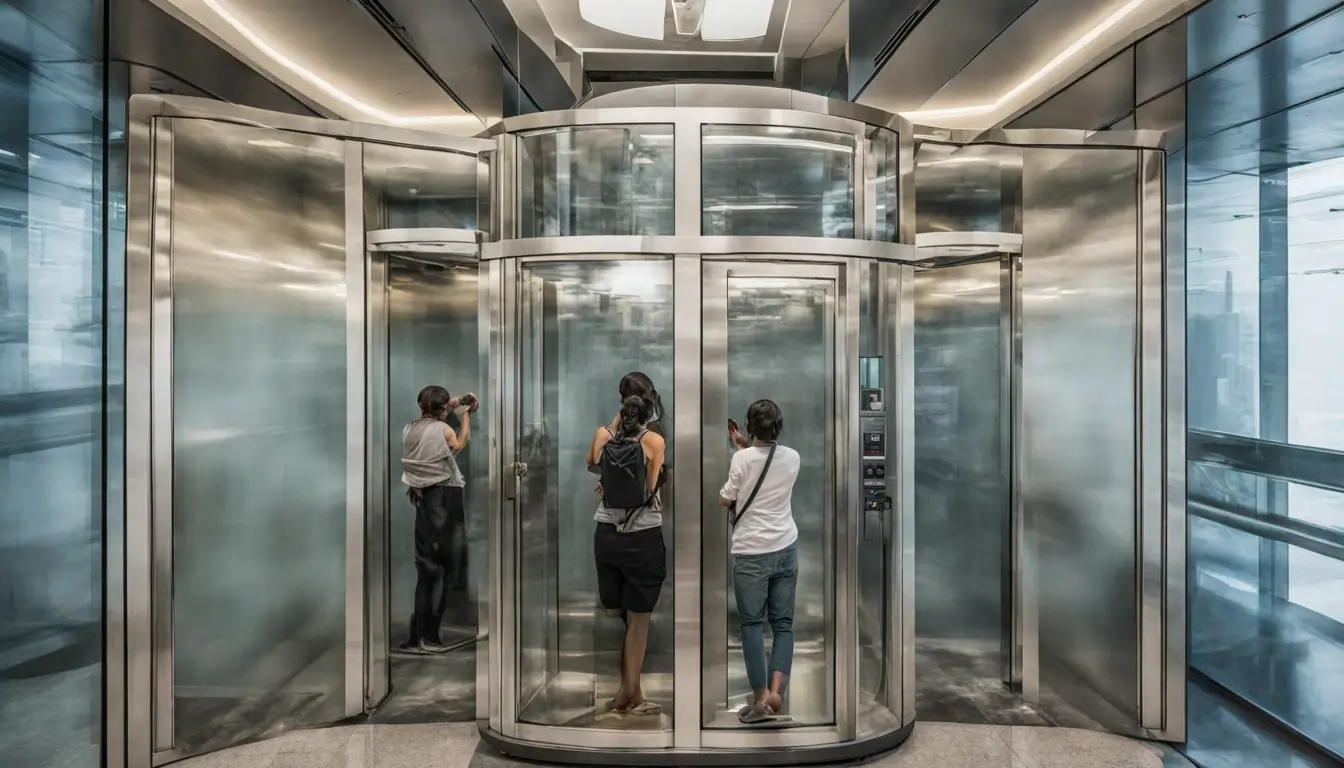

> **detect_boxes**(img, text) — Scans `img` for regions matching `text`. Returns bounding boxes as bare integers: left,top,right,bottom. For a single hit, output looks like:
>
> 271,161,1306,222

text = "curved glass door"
700,262,844,736
511,259,676,740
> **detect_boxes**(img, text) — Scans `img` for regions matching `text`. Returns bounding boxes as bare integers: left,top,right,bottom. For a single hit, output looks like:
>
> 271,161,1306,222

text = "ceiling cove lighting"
701,0,773,41
902,0,1153,121
579,0,666,41
196,0,481,128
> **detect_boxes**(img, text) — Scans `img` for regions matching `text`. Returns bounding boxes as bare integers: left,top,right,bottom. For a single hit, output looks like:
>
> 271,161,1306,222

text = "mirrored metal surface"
913,260,1013,713
1021,146,1141,735
164,119,350,757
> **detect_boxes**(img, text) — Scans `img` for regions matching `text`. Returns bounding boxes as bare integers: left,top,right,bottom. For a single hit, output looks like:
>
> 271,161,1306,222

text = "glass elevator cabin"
476,87,918,764
115,87,1187,768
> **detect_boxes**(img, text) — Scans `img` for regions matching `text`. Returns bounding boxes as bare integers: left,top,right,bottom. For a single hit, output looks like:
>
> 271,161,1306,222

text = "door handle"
507,461,528,500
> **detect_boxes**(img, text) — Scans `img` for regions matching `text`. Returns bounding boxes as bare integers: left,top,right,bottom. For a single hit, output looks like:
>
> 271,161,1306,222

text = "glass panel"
866,126,899,242
713,274,835,727
1190,509,1344,759
701,125,854,238
0,2,104,766
384,259,483,710
363,143,480,230
516,126,674,237
1286,156,1344,453
169,122,347,752
1186,160,1260,437
515,260,675,729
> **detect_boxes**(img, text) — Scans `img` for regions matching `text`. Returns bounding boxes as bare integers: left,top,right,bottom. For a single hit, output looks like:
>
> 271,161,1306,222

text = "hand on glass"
728,419,750,450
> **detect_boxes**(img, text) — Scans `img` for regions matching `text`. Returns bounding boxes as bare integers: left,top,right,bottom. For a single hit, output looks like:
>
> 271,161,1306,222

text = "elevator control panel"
860,357,890,542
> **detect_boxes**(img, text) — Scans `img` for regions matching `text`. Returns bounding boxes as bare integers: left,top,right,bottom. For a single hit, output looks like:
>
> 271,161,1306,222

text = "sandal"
628,701,662,716
738,702,775,725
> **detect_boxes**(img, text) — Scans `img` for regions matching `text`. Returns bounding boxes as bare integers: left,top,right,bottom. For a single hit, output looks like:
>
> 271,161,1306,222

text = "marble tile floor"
915,640,1056,728
171,721,1195,768
369,648,478,725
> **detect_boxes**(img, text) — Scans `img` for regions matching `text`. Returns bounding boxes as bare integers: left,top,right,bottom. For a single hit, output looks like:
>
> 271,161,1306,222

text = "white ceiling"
151,0,486,133
861,0,1198,129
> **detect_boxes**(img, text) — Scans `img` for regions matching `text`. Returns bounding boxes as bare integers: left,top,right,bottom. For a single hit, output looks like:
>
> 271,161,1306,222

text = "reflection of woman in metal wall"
399,385,475,654
586,372,668,717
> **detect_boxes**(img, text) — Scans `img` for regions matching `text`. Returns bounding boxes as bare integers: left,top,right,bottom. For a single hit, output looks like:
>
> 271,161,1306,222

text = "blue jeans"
733,544,798,693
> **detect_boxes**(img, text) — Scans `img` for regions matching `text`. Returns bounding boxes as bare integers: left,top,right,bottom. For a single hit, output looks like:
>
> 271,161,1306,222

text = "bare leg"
765,671,786,713
609,611,631,710
622,612,652,705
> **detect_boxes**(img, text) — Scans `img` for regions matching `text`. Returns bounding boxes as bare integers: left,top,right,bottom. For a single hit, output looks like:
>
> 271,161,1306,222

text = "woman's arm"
644,433,666,493
718,451,744,508
586,425,611,467
444,409,470,453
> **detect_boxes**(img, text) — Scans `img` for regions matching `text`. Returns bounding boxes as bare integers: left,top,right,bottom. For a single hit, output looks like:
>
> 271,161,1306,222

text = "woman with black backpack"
584,372,667,718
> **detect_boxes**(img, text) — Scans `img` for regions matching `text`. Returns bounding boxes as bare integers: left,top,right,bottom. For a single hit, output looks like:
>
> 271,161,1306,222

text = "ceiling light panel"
702,0,773,41
579,0,666,40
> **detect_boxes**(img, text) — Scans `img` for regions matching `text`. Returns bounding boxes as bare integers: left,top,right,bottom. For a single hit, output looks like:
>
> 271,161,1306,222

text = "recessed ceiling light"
702,0,773,41
579,0,665,41
903,0,1154,122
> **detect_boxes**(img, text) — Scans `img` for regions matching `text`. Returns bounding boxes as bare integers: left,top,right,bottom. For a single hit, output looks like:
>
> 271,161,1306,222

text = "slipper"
628,701,662,716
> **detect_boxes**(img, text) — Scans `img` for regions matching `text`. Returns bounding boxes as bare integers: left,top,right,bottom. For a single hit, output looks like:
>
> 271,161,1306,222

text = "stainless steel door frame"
698,260,858,747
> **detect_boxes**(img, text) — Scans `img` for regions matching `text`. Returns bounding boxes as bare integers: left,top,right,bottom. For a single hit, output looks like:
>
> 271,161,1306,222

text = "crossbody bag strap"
730,443,777,527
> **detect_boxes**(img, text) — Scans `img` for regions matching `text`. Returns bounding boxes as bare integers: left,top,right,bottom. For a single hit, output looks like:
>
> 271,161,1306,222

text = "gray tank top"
401,418,465,489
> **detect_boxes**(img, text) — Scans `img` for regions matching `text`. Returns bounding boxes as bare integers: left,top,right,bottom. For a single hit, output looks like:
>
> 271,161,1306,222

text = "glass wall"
1185,4,1344,764
0,1,105,766
701,125,854,238
516,125,674,238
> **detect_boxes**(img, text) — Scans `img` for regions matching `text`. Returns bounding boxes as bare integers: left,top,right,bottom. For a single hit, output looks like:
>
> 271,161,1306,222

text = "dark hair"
618,394,653,439
619,371,663,435
417,385,452,420
745,399,783,443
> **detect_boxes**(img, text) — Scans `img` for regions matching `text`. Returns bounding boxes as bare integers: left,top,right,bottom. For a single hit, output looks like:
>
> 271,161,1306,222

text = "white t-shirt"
719,444,801,556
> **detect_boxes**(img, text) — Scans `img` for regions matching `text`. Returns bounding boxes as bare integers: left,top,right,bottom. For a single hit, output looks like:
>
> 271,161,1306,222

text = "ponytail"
618,395,652,439
618,371,664,436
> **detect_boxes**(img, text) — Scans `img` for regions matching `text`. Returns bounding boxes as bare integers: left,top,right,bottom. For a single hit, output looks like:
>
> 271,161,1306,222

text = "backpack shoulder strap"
730,444,777,527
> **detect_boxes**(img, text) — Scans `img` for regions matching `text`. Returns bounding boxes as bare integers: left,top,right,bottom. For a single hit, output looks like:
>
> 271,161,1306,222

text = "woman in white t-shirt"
717,399,801,724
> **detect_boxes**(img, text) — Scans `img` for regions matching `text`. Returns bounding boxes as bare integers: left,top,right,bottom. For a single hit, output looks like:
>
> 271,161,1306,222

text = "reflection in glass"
0,2,104,766
1190,505,1344,759
867,127,899,241
517,126,673,237
515,260,675,730
715,275,835,726
1186,71,1344,763
364,143,481,230
701,125,854,238
1186,164,1260,438
1287,156,1344,453
384,258,484,712
169,122,348,753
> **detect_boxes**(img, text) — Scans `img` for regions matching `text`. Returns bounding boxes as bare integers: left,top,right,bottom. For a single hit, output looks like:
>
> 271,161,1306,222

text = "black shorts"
594,523,666,614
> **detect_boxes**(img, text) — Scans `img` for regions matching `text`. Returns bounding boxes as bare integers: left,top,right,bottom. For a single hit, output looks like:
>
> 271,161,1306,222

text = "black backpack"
600,427,651,512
